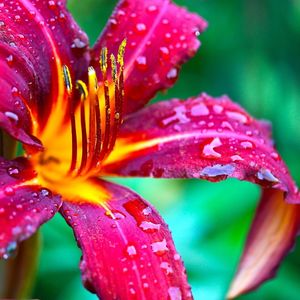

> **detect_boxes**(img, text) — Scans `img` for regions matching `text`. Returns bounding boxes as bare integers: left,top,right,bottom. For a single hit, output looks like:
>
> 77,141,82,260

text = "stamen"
76,80,88,174
98,47,111,162
58,40,126,178
63,65,77,174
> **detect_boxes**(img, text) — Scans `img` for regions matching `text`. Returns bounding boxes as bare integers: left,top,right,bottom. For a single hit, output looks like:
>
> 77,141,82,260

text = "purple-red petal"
92,0,207,115
103,93,298,202
102,93,300,295
227,190,300,298
0,156,61,259
0,0,89,146
60,179,192,300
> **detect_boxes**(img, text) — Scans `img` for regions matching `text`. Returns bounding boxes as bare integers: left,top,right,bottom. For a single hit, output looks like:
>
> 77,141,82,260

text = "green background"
33,1,300,299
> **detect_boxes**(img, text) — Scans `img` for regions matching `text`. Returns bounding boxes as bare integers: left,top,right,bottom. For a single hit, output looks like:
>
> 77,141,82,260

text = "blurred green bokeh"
32,1,300,299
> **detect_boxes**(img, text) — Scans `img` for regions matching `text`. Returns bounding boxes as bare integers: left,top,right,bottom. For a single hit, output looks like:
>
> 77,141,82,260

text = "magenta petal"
227,190,300,298
0,0,89,146
104,93,299,203
61,180,192,300
92,0,207,115
0,157,61,259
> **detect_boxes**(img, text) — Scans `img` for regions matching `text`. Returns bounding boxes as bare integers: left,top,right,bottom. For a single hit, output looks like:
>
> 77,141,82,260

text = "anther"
62,65,72,95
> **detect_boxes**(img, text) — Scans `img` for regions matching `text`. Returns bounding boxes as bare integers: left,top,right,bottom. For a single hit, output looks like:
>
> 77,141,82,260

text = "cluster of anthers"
58,40,126,179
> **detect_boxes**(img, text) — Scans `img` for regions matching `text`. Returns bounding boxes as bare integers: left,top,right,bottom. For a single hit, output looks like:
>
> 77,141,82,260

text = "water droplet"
71,38,87,50
126,245,137,258
139,221,161,233
142,207,152,216
160,262,174,275
226,111,249,124
159,47,170,60
213,105,224,114
147,5,158,12
48,0,56,8
151,239,168,256
40,188,51,197
256,168,279,183
7,166,20,178
135,56,148,71
191,103,209,116
0,21,5,27
4,111,19,123
168,287,182,300
174,253,181,261
4,186,15,196
6,55,14,67
200,164,235,178
14,15,21,22
240,141,253,149
135,23,146,33
231,155,243,162
166,68,178,81
160,106,189,127
202,138,222,158
271,152,279,160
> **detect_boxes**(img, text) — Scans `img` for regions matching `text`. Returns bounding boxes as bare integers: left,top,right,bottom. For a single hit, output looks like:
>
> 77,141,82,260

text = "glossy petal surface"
0,157,61,259
104,93,298,202
92,0,207,114
0,0,89,146
227,190,300,299
61,180,192,300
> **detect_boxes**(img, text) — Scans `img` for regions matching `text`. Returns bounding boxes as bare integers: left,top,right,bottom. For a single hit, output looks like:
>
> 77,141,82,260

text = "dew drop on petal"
135,56,148,71
4,111,19,123
256,168,279,183
135,23,147,34
200,164,235,178
231,155,243,162
166,68,178,81
7,166,20,177
139,221,161,233
168,287,182,300
190,103,209,116
202,138,222,158
126,245,137,258
226,111,248,124
142,207,152,216
160,261,174,275
241,141,254,149
151,239,168,256
4,186,15,196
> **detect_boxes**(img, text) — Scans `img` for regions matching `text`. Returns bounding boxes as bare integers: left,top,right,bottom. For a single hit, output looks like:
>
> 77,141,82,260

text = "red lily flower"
0,0,299,299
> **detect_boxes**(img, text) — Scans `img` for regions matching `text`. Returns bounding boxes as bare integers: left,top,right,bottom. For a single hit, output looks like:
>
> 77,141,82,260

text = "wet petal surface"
104,93,298,203
92,0,207,114
0,0,89,146
0,156,61,259
60,180,192,300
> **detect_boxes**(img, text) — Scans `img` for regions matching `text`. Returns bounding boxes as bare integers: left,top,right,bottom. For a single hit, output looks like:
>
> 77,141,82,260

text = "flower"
0,0,299,299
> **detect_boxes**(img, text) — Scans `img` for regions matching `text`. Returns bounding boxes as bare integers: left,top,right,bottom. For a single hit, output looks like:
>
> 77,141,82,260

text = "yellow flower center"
29,41,126,204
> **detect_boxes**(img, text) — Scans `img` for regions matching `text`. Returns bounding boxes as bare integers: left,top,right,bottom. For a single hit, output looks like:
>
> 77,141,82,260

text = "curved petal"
0,0,89,147
227,189,300,299
0,156,62,259
91,0,207,115
103,93,299,202
60,180,192,300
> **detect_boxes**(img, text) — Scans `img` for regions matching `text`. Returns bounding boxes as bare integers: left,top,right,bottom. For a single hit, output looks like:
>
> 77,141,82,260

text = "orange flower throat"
30,41,126,204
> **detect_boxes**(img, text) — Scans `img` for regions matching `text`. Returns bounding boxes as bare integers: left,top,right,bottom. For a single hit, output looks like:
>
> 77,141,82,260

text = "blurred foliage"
32,1,300,299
